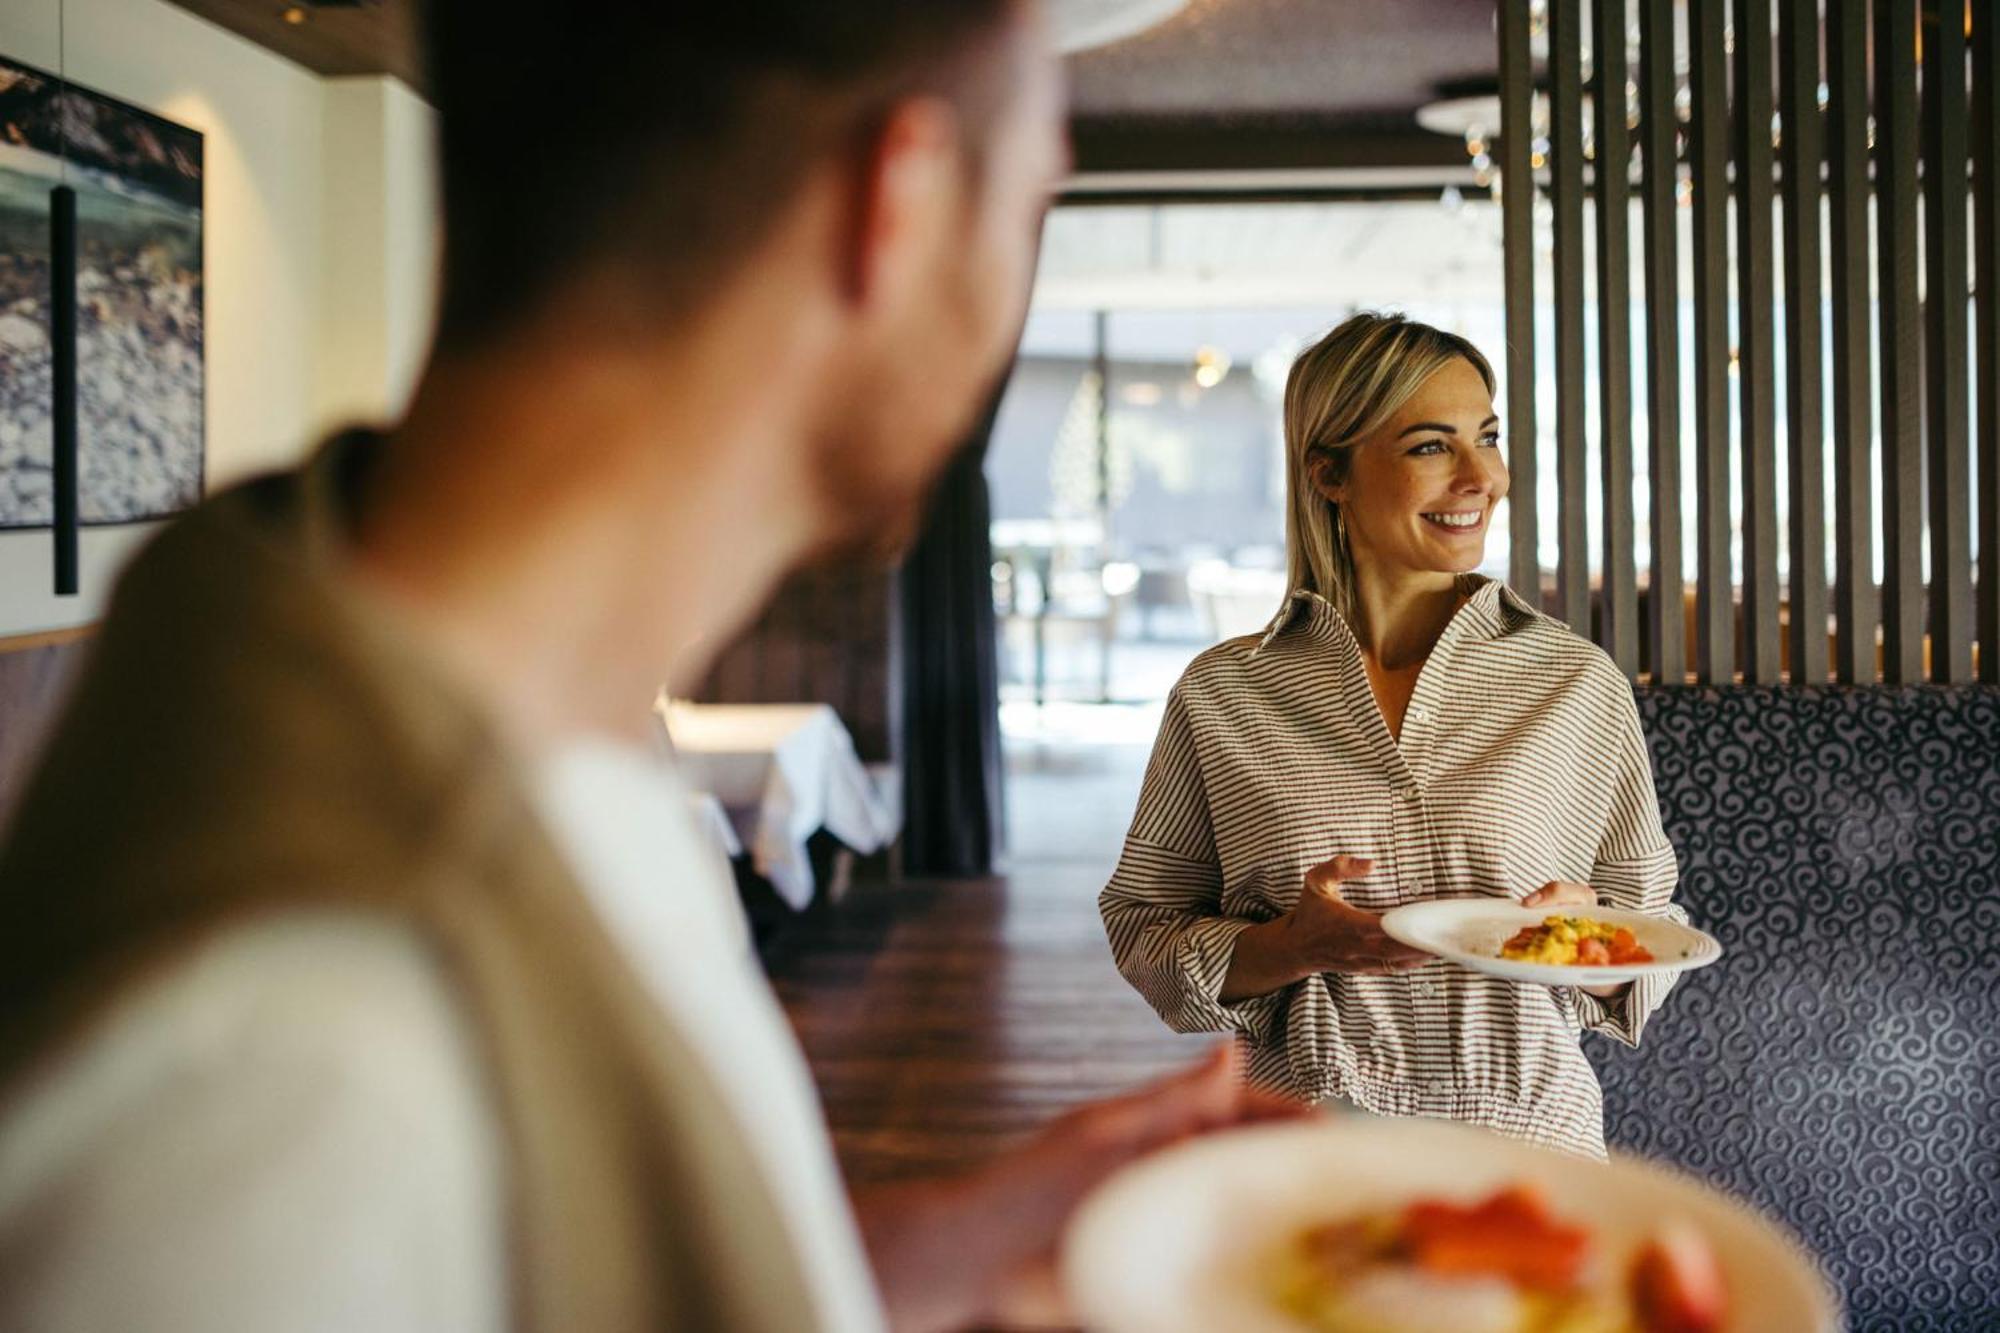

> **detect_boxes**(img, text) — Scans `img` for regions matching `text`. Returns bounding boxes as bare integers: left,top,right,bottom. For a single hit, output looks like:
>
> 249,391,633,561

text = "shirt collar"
1250,576,1536,656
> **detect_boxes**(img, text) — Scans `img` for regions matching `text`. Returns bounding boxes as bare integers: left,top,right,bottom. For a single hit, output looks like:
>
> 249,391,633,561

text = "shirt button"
1417,981,1437,998
1409,705,1429,723
1401,784,1422,802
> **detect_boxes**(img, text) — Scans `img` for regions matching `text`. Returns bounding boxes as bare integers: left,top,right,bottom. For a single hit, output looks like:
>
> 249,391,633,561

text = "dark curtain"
898,388,1008,877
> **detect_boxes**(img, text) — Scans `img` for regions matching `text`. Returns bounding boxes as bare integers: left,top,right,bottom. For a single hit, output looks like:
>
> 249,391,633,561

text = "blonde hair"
1282,311,1496,624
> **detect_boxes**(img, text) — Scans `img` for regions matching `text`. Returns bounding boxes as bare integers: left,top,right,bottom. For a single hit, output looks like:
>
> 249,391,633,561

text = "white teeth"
1425,512,1482,529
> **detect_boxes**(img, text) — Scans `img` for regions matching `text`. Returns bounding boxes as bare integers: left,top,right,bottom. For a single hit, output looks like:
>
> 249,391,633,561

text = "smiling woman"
1283,315,1504,642
1099,311,1691,1160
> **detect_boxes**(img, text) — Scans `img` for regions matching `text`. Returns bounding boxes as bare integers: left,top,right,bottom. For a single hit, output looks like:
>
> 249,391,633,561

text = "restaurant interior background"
0,0,1994,1326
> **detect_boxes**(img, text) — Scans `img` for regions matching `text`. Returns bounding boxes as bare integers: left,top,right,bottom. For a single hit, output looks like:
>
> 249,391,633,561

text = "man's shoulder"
0,911,497,1171
0,910,506,1331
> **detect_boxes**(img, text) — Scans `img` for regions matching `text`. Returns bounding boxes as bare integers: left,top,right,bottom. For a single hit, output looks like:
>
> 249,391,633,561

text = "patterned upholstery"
1593,686,2000,1331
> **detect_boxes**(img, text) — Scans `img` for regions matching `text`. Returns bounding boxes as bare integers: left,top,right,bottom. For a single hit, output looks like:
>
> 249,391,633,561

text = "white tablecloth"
658,698,897,909
686,790,743,860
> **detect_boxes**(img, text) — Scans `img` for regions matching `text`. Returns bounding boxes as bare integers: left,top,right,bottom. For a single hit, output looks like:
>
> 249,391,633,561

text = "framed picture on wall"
0,54,203,529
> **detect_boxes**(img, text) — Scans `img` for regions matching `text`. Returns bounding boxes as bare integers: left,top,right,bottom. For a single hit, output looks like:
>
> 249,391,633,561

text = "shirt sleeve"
0,915,508,1333
1099,687,1288,1042
1573,692,1684,1047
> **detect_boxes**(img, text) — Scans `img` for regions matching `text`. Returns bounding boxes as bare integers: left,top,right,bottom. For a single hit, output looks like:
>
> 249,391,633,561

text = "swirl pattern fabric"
1596,685,2000,1330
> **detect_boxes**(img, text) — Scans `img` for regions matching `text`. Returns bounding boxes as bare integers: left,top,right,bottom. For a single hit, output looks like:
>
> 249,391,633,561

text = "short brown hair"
424,3,1020,349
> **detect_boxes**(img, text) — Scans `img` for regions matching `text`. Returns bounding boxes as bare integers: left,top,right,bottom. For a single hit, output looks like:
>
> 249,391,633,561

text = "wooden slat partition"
1876,0,1924,683
1778,0,1827,683
1688,0,1734,685
1979,0,2000,682
1499,0,1540,605
1734,0,1780,682
696,564,898,762
1923,0,1973,682
1826,0,1876,684
1550,0,1589,634
1593,0,1639,674
1639,0,1686,683
1501,0,1990,684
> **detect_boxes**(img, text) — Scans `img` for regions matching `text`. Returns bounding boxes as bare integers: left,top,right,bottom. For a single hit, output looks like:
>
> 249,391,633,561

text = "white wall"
314,75,438,436
0,0,439,636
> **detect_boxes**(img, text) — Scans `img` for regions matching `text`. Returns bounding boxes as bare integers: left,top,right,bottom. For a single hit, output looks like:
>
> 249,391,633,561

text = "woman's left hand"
1520,881,1626,999
1522,880,1596,909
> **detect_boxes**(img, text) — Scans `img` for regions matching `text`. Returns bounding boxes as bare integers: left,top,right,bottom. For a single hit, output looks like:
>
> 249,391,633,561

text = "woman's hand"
1522,880,1597,909
1287,855,1436,974
1221,855,1431,1001
1521,880,1627,999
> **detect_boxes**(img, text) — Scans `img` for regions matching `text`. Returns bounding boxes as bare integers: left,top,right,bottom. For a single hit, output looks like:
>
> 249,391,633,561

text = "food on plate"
1629,1222,1729,1333
1270,1185,1727,1333
1500,915,1655,967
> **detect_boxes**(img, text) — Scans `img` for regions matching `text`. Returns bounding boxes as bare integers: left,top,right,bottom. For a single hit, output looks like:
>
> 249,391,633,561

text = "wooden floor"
770,732,1211,1186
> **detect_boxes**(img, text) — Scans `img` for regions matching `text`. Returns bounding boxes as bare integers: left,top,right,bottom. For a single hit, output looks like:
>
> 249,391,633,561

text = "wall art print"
0,54,203,527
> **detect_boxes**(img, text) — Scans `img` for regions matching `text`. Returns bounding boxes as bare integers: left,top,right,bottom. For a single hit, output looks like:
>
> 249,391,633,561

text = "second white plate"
1379,898,1723,986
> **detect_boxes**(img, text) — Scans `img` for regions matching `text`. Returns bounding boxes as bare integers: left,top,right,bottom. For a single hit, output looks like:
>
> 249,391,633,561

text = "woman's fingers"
1304,854,1373,892
1523,879,1597,907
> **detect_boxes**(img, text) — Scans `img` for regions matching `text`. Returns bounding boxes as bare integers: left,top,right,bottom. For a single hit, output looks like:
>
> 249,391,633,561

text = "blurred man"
0,4,1295,1331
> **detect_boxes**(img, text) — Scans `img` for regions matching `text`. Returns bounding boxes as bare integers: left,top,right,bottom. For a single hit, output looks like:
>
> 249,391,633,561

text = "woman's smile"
1420,508,1487,534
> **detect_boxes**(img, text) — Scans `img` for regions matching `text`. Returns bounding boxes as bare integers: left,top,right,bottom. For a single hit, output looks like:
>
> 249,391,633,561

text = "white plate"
1379,899,1723,987
1060,1119,1839,1333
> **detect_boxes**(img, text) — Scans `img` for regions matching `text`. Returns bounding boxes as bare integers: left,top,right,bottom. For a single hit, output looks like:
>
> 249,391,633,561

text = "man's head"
423,2,1067,556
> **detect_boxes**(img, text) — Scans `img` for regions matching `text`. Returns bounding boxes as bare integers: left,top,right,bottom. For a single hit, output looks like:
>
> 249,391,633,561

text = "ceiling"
158,0,1497,176
1029,198,1508,314
1065,0,1496,174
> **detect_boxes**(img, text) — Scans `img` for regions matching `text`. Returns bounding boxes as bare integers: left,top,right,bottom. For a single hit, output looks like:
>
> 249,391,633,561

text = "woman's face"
1318,357,1509,582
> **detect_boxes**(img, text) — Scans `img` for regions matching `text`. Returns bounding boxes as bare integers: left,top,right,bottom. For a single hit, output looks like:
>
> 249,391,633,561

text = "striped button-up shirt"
1100,578,1683,1159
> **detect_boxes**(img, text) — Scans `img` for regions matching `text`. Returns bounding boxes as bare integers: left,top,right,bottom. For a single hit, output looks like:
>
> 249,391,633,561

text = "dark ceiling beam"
1071,119,1470,174
1057,184,1474,206
164,0,423,91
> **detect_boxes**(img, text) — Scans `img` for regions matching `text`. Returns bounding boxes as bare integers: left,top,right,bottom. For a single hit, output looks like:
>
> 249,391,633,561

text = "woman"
1100,312,1683,1159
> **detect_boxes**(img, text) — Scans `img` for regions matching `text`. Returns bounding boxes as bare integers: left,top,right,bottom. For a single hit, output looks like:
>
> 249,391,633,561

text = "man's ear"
841,97,963,310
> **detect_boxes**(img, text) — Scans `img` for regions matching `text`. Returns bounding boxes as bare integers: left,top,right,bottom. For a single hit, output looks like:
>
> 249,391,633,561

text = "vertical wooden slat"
1979,0,2000,681
1551,0,1590,634
1922,0,1972,682
1826,0,1876,682
1594,0,1639,675
1640,0,1686,682
1501,0,1541,604
1734,0,1781,681
1778,0,1828,683
1876,0,1924,683
1689,0,1735,683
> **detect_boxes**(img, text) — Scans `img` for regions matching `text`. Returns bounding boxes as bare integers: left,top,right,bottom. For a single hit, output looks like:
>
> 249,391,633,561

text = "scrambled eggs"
1500,916,1653,967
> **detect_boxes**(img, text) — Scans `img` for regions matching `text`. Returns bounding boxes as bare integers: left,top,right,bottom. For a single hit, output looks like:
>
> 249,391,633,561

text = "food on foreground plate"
1500,915,1655,967
1270,1185,1726,1333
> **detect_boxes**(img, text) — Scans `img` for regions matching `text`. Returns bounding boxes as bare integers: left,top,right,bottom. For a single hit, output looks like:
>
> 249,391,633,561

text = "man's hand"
853,1045,1308,1333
